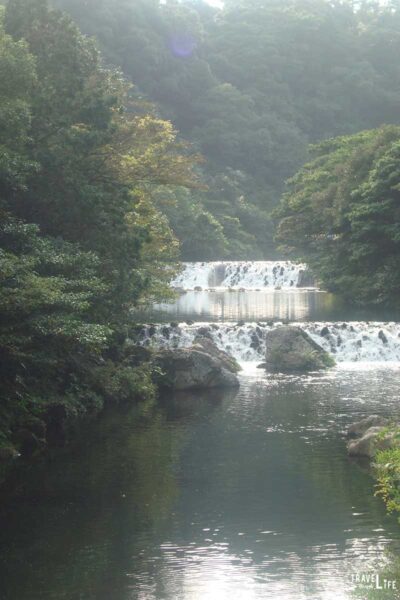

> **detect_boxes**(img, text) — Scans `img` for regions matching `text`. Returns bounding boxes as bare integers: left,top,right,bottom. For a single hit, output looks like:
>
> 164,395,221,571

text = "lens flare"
169,34,197,58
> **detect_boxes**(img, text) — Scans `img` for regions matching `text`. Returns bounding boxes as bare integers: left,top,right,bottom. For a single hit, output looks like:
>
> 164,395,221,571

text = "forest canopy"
55,0,400,258
276,125,400,308
0,0,199,455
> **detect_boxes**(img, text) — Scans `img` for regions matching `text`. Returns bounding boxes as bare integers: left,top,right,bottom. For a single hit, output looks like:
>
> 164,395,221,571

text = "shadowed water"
1,369,400,600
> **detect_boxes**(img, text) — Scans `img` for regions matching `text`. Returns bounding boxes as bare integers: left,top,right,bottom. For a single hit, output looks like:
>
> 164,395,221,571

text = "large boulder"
193,336,242,373
265,326,335,372
153,347,240,391
347,415,390,439
347,426,395,458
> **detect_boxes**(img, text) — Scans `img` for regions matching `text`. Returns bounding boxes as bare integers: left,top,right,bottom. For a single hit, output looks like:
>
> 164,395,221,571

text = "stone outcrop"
347,415,390,439
265,326,335,372
347,415,395,458
153,347,240,391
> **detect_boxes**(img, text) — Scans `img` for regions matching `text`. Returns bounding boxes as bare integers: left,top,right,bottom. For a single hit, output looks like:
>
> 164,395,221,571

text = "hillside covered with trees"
276,125,400,308
55,0,400,258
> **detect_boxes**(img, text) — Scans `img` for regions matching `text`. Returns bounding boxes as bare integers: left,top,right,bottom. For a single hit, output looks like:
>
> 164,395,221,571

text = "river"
1,261,400,600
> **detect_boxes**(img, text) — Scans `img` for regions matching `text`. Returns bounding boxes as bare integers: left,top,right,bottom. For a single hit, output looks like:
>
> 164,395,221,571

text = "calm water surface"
1,288,400,600
140,289,399,323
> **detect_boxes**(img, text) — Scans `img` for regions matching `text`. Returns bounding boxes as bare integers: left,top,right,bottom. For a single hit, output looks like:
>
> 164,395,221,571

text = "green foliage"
93,361,156,404
374,432,400,516
0,0,198,458
276,125,400,307
56,0,400,257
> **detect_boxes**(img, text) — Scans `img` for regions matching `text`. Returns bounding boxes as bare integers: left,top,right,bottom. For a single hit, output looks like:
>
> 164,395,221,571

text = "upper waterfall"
171,261,313,290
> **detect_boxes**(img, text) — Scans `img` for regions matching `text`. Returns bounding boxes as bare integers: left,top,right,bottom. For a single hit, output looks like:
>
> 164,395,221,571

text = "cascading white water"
138,321,400,364
171,261,312,290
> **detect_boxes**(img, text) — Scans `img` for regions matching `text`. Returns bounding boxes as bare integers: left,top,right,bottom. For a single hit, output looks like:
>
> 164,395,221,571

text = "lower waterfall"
137,321,400,364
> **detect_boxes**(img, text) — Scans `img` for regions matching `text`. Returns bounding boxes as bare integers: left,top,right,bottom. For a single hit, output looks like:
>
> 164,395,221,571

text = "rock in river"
347,415,390,439
193,336,242,373
347,415,395,458
347,426,395,458
153,347,240,391
265,326,335,372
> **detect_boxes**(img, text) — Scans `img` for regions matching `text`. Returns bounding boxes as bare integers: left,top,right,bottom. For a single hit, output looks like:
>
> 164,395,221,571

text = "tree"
276,125,400,307
0,0,199,458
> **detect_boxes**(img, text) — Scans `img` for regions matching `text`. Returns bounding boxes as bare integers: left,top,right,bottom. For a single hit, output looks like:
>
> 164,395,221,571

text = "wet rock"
197,326,212,339
170,322,179,329
161,326,170,339
153,348,240,391
347,415,390,439
378,330,388,344
265,326,335,372
131,324,146,337
193,337,241,373
250,333,261,350
257,363,267,369
194,286,203,292
148,325,156,337
347,426,395,458
320,326,330,337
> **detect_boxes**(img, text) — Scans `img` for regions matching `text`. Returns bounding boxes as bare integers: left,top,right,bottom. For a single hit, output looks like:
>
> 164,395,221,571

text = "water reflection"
1,372,400,599
146,289,333,323
138,288,400,324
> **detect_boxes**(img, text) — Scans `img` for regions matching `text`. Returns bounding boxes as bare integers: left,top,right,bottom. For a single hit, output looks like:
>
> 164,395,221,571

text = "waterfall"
171,261,313,290
137,321,400,364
